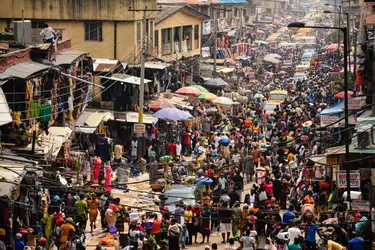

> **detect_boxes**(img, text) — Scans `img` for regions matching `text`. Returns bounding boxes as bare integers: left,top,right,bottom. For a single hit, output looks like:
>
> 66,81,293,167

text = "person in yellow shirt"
59,217,76,250
185,205,194,245
327,240,345,250
287,151,294,162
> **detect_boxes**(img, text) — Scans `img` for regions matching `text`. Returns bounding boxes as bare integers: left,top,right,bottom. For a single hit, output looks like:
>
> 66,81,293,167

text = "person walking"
218,202,232,243
87,194,99,233
74,194,88,232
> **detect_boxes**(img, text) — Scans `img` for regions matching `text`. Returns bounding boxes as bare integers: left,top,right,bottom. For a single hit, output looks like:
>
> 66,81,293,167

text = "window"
234,8,238,17
243,8,247,17
194,25,199,40
154,30,159,47
84,22,103,41
31,21,44,29
162,28,171,43
136,22,141,42
149,21,154,46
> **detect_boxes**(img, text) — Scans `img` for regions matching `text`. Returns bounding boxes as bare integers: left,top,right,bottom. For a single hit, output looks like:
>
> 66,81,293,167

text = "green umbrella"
190,85,209,93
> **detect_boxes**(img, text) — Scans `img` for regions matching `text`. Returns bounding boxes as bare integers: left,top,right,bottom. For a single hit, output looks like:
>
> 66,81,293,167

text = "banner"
337,171,360,188
203,21,211,35
320,115,339,128
352,200,370,212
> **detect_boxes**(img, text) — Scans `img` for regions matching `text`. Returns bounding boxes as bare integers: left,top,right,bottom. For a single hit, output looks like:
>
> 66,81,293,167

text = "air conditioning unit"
13,20,32,44
357,124,374,148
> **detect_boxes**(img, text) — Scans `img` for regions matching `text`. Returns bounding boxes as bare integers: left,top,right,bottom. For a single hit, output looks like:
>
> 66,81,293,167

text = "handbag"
259,191,267,201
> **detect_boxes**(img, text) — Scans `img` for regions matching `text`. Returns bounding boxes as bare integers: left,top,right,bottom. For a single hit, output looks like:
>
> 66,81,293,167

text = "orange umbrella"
175,86,202,97
198,92,217,101
335,91,353,99
149,101,173,111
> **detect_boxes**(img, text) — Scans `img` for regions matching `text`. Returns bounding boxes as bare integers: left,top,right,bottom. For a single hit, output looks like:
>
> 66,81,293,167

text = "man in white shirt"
130,138,138,161
287,222,303,244
40,23,55,43
240,229,256,250
176,141,182,157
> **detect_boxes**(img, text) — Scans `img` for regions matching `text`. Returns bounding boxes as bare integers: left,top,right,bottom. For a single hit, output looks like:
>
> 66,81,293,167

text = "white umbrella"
254,93,264,99
265,53,282,59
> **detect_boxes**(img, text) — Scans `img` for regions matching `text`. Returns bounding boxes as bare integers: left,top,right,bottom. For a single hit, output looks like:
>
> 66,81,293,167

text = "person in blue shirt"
349,234,364,250
14,233,25,250
282,205,296,224
305,223,322,250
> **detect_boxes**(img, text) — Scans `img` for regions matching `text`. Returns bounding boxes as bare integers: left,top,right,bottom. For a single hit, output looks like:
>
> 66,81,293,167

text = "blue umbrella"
219,136,230,146
154,108,189,121
319,64,330,69
203,178,213,185
183,111,194,120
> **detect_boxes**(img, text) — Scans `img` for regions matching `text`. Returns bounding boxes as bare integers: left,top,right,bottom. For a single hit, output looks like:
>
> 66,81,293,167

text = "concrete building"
0,0,157,62
154,5,209,60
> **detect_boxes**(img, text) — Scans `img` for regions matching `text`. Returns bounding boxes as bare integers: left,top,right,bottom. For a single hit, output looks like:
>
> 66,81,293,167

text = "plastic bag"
99,233,115,246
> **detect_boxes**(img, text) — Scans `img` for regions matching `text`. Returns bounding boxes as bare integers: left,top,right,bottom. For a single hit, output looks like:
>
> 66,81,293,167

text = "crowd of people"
9,9,373,250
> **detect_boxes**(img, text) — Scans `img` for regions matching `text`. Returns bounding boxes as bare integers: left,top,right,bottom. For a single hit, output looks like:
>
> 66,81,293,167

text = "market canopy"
203,78,229,88
0,61,50,81
100,74,152,85
175,86,202,96
54,50,88,66
190,85,209,93
0,87,12,126
76,110,110,134
212,96,234,105
263,57,281,64
318,100,344,116
154,108,191,121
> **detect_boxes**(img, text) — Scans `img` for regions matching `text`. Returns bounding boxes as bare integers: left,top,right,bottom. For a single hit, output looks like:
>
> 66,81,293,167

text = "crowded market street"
0,0,375,250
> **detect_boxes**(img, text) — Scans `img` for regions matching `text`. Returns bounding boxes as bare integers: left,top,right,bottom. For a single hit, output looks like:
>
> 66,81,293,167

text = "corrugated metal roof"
85,112,110,127
0,87,12,126
156,5,209,24
0,61,50,80
219,0,247,3
54,50,88,65
93,58,121,72
100,74,152,85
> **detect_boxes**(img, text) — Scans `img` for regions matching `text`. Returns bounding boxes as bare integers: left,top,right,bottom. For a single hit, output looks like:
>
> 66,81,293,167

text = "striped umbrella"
175,86,202,97
198,92,217,101
190,85,209,93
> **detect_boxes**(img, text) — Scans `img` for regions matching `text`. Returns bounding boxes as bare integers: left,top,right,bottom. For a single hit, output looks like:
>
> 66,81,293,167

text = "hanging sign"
348,98,361,110
320,115,339,128
337,171,360,188
134,123,145,134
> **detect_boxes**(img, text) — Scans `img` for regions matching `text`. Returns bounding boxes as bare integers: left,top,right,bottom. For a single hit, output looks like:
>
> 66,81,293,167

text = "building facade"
0,0,157,61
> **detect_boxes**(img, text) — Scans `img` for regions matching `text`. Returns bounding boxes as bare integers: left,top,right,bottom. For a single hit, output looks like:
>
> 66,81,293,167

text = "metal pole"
372,25,375,116
272,1,277,22
347,13,351,69
338,6,341,59
213,7,217,78
139,9,147,124
343,27,351,211
353,32,357,80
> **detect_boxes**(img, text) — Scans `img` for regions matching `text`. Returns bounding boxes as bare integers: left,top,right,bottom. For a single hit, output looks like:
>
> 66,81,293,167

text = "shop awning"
0,61,50,81
93,58,122,72
308,154,327,165
0,157,32,200
100,74,152,85
124,112,158,124
76,110,109,133
0,87,13,126
130,62,171,70
216,67,234,73
318,100,344,116
54,50,88,65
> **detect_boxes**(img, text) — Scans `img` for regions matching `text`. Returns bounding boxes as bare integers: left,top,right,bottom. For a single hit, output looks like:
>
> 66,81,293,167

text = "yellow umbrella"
298,28,311,33
198,92,217,101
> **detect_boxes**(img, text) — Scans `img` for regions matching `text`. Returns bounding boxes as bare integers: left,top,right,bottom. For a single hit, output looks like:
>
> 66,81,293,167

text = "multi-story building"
0,0,157,62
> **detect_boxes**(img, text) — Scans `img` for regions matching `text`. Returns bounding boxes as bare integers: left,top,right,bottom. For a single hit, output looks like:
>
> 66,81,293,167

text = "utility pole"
337,5,341,59
353,32,357,79
128,6,161,124
213,7,217,78
272,1,277,22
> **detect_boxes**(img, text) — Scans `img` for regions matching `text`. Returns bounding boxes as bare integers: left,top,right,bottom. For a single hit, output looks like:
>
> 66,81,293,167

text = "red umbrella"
149,101,173,111
326,44,339,51
335,91,353,99
175,86,202,97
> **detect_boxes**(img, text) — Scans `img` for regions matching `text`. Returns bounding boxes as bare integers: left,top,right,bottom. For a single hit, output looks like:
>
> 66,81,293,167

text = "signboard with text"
133,123,145,134
337,171,360,188
348,98,361,110
352,200,370,212
320,115,339,128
